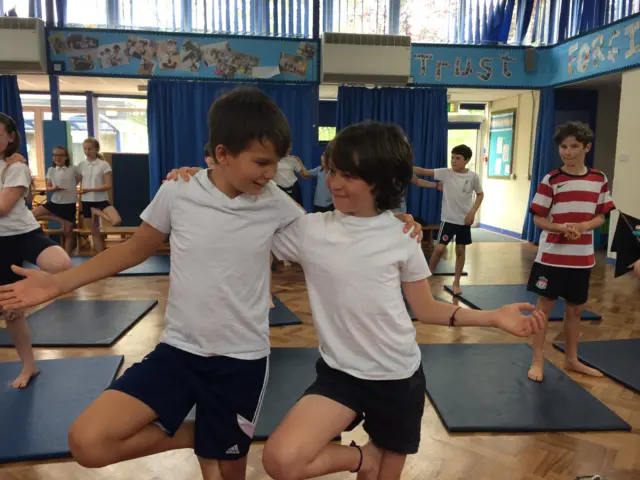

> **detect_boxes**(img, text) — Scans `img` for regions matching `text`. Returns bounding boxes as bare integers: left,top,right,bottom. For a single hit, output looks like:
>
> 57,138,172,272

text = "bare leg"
452,244,466,295
367,449,407,480
31,205,50,219
4,310,38,389
35,244,72,273
62,222,75,255
101,205,122,226
263,394,381,480
527,296,555,382
90,214,105,253
428,244,446,275
198,457,223,480
563,303,603,377
68,389,194,468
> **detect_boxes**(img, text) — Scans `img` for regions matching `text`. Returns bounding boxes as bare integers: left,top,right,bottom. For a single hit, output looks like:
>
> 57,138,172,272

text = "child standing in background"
305,141,334,213
77,137,121,253
414,144,483,295
31,146,81,254
526,121,615,382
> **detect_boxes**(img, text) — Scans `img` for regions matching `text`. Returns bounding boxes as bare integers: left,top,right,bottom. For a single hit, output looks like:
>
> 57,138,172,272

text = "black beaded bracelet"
349,441,363,473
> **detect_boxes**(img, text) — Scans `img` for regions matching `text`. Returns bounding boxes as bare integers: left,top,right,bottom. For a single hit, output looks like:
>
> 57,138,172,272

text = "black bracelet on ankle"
349,441,363,473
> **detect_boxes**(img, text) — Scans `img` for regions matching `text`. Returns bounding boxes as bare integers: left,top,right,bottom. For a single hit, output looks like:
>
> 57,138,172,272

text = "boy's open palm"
493,303,546,337
0,266,63,310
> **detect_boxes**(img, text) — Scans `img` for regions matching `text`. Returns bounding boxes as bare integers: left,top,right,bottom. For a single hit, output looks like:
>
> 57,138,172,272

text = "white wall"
479,91,539,235
608,69,640,257
593,86,621,183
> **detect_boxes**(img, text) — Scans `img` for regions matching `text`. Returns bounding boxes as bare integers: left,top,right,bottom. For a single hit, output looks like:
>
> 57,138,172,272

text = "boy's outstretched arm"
402,278,545,337
0,223,166,310
413,166,435,177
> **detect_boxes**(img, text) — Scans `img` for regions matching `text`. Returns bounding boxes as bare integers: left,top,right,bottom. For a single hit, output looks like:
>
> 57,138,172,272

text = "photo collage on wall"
48,30,317,81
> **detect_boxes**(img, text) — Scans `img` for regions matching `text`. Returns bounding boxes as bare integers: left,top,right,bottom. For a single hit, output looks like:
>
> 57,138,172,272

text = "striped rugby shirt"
530,168,615,268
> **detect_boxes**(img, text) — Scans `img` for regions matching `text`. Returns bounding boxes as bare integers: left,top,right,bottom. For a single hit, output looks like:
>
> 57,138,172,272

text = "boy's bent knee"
565,303,584,319
262,442,305,480
68,422,114,468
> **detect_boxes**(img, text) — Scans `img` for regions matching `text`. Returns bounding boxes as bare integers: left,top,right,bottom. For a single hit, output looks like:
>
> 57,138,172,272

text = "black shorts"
0,228,57,285
313,204,334,213
108,342,269,460
43,202,76,224
527,262,591,306
303,357,426,455
81,200,111,219
437,222,472,246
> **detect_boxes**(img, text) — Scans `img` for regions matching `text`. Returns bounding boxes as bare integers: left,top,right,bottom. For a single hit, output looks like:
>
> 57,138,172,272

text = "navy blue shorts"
108,343,269,460
0,228,57,285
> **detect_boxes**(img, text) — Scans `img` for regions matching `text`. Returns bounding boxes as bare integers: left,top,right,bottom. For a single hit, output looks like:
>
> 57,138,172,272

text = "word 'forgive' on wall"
568,20,640,75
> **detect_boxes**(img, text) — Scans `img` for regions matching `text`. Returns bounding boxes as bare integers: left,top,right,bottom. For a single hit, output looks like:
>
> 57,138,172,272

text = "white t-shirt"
434,168,482,225
0,160,40,236
140,169,303,359
272,210,431,381
47,165,78,204
274,156,301,188
77,158,111,202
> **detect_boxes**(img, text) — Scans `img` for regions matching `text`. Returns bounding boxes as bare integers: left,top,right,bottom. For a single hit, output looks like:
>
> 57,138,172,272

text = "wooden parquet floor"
1,241,639,480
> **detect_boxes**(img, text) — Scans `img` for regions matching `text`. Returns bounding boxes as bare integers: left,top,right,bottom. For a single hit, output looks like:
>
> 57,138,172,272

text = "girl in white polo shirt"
31,146,81,253
76,137,121,252
0,113,72,389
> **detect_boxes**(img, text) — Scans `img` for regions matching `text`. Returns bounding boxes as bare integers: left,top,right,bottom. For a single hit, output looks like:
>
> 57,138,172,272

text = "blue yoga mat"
270,297,302,327
24,255,171,276
420,343,630,433
0,299,158,347
553,339,640,394
444,284,601,321
0,356,123,463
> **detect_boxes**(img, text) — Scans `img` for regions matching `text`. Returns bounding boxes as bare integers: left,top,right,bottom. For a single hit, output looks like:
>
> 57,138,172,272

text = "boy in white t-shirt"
414,144,484,295
0,90,420,479
260,123,545,480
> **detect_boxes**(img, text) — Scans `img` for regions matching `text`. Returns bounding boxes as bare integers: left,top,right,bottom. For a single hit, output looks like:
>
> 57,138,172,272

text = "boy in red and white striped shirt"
527,121,615,382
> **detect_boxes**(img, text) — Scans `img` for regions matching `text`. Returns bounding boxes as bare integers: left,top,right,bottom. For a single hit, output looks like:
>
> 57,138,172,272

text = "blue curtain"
0,75,28,161
336,86,448,225
515,0,535,43
147,79,317,210
522,88,556,244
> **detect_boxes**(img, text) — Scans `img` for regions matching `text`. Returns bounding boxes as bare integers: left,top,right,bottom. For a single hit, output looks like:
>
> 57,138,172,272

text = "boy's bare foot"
528,360,544,382
11,368,39,389
270,301,275,309
355,441,382,480
452,283,463,296
565,359,603,378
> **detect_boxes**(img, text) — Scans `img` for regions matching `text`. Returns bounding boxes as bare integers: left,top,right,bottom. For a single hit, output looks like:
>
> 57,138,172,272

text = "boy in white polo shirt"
414,144,483,295
0,89,421,479
261,123,545,480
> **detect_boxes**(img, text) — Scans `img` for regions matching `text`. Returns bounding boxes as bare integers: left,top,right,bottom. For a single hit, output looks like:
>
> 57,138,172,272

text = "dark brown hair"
553,121,594,147
451,144,473,161
0,113,21,158
204,143,212,157
207,87,291,163
330,121,413,211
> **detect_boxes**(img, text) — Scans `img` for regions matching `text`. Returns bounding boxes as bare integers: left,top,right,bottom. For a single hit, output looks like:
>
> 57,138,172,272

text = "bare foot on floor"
452,284,463,296
565,360,603,378
355,441,382,480
528,361,544,382
11,368,39,389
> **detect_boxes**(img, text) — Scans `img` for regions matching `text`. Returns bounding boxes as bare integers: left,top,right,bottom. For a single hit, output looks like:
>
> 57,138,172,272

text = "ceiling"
18,73,531,103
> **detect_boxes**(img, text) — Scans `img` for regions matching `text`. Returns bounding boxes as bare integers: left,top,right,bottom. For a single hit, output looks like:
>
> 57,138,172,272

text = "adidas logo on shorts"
225,444,240,455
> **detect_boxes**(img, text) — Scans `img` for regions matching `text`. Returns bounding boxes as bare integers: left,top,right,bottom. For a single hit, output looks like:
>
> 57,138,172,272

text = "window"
97,98,148,154
400,0,453,43
318,126,336,142
448,129,479,173
23,111,39,178
119,0,181,30
66,0,108,25
324,0,390,35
